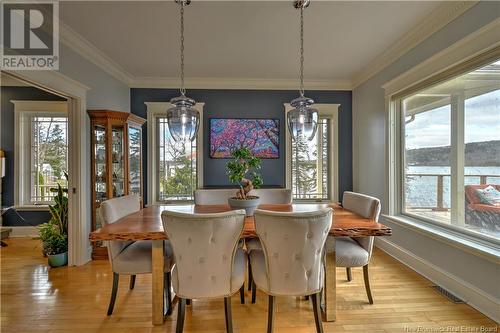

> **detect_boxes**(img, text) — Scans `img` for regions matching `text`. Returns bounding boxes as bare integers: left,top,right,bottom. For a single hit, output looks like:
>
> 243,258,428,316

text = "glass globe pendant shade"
166,94,200,142
287,96,318,141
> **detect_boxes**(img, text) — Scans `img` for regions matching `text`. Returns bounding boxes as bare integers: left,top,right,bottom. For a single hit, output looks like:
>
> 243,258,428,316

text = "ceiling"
60,1,446,85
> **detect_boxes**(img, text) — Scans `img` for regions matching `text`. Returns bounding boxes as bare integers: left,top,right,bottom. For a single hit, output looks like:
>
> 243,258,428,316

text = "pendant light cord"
179,2,186,96
299,7,305,97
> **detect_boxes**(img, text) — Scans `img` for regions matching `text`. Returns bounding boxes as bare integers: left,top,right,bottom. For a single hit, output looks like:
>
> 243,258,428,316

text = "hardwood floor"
1,238,497,333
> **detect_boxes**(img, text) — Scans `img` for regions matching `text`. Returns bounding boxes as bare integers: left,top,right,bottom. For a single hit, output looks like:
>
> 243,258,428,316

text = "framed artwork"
210,118,279,158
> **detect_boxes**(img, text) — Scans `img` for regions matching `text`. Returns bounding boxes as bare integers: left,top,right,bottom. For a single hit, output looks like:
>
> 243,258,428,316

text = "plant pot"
228,196,260,216
48,252,68,268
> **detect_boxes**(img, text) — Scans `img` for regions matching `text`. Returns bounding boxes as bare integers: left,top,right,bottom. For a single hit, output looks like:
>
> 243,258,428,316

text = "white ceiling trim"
131,77,352,91
352,1,478,88
58,1,477,91
59,20,134,85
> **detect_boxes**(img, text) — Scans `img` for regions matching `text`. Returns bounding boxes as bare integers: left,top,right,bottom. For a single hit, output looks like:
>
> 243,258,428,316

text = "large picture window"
146,102,204,204
157,117,197,201
400,60,500,239
14,101,68,206
291,117,330,200
285,104,339,202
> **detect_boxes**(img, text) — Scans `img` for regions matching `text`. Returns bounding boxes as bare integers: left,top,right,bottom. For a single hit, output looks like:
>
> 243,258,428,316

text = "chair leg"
224,297,233,333
267,295,275,333
363,264,374,304
176,298,186,333
107,273,119,316
239,285,245,304
129,274,136,289
164,272,172,316
247,260,253,291
186,299,191,305
251,280,257,304
346,267,352,282
311,293,324,333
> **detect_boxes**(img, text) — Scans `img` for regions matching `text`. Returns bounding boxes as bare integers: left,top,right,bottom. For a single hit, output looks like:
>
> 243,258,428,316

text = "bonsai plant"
226,147,263,215
39,173,69,267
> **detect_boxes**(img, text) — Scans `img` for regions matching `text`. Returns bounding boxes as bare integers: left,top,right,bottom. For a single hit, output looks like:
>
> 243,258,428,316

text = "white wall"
353,0,500,314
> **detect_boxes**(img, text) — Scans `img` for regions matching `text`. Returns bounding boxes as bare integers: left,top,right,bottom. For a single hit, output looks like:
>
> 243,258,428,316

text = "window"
157,117,197,201
285,104,339,202
291,117,330,200
399,60,500,240
146,102,204,204
14,101,68,206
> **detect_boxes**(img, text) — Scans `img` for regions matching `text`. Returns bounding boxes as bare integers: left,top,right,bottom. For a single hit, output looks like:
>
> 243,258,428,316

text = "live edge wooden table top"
89,203,392,241
89,203,391,326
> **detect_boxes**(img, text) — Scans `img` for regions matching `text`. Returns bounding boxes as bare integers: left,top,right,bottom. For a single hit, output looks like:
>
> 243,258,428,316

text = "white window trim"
383,20,500,250
13,100,69,209
145,102,205,205
284,103,340,203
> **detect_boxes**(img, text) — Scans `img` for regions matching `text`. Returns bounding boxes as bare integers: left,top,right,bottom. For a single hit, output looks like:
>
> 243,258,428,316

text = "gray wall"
131,88,352,203
353,1,500,301
1,86,66,226
59,44,131,112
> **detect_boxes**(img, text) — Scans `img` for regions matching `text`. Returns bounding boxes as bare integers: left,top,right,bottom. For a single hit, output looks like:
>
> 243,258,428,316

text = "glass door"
128,126,142,197
94,125,107,203
112,126,125,197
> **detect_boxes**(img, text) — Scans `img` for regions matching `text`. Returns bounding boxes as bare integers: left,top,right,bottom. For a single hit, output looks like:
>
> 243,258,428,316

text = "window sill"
14,205,50,212
381,214,500,263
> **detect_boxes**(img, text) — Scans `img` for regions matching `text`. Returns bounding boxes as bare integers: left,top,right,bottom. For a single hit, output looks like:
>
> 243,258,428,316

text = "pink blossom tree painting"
210,119,279,158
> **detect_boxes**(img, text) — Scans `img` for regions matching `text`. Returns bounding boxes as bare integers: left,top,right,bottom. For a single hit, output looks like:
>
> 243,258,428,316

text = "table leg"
152,240,164,325
322,243,336,322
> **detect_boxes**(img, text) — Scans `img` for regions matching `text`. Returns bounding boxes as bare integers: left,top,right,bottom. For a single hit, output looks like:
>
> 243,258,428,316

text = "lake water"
405,166,500,208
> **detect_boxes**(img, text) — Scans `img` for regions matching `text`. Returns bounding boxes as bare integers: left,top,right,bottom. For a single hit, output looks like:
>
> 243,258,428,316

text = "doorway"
1,70,90,266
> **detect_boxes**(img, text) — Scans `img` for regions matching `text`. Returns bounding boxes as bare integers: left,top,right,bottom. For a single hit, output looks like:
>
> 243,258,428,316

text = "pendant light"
166,0,200,142
287,0,318,141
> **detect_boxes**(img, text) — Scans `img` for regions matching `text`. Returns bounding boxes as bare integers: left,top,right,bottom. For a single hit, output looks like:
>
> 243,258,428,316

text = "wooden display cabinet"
88,110,145,259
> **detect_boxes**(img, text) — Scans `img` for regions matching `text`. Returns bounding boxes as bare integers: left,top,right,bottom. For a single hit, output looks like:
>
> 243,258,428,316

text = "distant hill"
406,140,500,166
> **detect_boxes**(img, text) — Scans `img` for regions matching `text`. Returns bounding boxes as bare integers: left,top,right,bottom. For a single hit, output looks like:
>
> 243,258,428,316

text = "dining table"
89,203,392,325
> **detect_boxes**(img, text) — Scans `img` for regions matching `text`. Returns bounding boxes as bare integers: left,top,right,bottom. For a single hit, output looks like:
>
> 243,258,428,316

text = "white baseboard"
7,226,39,238
375,238,500,323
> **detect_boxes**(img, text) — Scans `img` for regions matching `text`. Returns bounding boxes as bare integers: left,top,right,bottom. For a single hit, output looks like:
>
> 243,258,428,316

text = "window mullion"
450,93,465,226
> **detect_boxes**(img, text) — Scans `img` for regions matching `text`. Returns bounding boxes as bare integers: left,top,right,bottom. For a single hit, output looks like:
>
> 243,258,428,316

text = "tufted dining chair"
249,189,292,205
326,191,381,304
100,194,174,316
161,210,247,333
244,189,293,293
249,208,333,333
194,189,236,205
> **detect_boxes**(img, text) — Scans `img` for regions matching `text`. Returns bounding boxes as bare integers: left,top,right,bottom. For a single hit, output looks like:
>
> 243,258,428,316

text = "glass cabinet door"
112,126,125,197
94,125,107,203
128,126,142,196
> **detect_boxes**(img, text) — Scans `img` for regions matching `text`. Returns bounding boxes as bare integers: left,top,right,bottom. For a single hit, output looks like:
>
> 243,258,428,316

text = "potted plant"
226,147,263,216
39,175,69,267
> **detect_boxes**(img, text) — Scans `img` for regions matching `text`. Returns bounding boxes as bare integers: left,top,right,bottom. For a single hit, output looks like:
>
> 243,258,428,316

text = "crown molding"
352,1,479,88
59,20,134,85
131,77,352,91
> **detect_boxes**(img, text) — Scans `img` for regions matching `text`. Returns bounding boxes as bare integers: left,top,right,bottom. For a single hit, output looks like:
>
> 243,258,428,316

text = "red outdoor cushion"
465,184,500,205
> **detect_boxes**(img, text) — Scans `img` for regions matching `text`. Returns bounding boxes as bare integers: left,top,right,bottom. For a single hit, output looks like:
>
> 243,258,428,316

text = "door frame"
2,69,92,266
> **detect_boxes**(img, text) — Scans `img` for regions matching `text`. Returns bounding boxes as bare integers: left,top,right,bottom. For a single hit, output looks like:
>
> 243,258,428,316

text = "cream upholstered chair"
194,189,235,205
244,189,292,291
161,210,247,333
249,188,292,204
326,191,381,304
194,188,292,205
249,208,333,333
100,194,174,316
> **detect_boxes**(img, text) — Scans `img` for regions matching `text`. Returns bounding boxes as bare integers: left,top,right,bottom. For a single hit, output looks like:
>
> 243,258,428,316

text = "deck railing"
405,173,500,211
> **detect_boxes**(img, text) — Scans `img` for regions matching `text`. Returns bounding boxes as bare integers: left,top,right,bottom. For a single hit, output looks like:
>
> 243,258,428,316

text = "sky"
405,89,500,149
